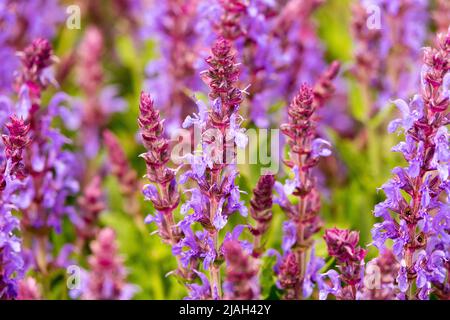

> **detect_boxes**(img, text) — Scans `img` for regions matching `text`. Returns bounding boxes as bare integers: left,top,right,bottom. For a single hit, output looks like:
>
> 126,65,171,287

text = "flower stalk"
371,29,449,300
177,37,248,299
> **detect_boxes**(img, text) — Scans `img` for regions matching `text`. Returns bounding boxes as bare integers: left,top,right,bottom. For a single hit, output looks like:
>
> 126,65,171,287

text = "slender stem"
160,182,176,242
253,234,261,254
210,232,222,299
405,173,424,300
295,145,308,299
351,284,357,300
297,196,306,299
208,182,222,299
36,235,48,275
208,164,226,299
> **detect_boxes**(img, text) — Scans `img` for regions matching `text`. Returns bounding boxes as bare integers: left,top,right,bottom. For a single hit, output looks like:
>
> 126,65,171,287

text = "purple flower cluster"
196,0,338,129
175,38,249,299
0,39,81,277
77,27,126,158
371,29,449,300
270,79,334,299
0,0,446,302
223,239,260,300
0,0,64,93
319,228,366,300
352,0,429,110
1,116,30,181
144,0,203,128
15,37,57,90
249,174,275,257
0,116,30,299
79,228,137,300
16,39,79,228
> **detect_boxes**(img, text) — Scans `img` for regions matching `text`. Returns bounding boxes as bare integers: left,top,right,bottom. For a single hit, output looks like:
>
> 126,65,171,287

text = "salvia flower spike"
0,116,30,299
371,28,449,300
177,37,248,299
81,228,137,300
250,174,275,257
272,80,332,299
223,239,260,300
138,91,189,280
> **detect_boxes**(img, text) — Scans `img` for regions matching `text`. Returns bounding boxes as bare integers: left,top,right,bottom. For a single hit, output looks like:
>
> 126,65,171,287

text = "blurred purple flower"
223,239,260,300
352,0,429,110
78,228,138,300
143,0,203,127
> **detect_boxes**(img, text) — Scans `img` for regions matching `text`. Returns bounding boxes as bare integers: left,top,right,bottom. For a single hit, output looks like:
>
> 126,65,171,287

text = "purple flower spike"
0,115,30,299
5,39,81,279
75,176,106,243
249,174,275,257
138,91,188,281
324,228,367,264
223,239,260,300
103,130,139,199
80,228,137,300
352,0,428,110
321,228,366,300
176,37,248,299
370,29,450,300
272,78,336,299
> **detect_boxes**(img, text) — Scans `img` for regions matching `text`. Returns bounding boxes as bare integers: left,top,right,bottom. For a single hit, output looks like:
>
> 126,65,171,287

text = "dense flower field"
0,0,448,300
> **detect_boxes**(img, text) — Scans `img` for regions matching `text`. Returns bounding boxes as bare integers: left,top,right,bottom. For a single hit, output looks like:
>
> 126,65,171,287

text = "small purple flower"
311,138,332,158
303,247,325,298
318,270,341,300
397,261,408,293
281,221,296,252
185,271,211,300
